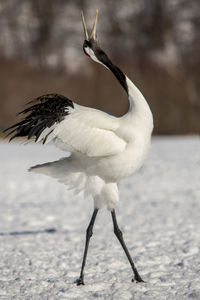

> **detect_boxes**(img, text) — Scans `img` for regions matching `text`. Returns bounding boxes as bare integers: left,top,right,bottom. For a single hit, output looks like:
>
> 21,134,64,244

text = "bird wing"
46,103,127,157
5,95,126,157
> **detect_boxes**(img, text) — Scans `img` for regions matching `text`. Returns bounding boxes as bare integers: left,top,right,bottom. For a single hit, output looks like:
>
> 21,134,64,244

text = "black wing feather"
4,93,74,143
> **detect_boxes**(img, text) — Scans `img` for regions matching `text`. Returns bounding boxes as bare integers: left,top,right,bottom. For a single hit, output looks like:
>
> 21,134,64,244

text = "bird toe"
75,278,85,286
132,276,145,283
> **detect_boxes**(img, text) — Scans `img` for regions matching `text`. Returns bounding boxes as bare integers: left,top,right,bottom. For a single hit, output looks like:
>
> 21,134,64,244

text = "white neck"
88,48,153,130
125,76,153,129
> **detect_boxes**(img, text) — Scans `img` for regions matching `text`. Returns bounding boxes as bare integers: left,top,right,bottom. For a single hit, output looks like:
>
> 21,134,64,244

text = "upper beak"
81,10,98,41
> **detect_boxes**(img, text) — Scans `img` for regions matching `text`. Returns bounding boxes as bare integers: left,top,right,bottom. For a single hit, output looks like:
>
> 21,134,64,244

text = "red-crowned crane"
5,10,153,285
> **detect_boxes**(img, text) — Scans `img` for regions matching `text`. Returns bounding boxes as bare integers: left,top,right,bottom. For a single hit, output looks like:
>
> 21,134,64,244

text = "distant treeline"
0,0,199,134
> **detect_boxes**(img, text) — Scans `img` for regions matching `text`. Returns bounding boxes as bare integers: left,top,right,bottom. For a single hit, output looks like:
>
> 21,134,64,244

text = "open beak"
81,10,98,41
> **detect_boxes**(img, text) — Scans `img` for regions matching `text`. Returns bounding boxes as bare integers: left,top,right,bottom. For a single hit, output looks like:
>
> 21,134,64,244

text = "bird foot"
75,277,85,286
132,275,145,283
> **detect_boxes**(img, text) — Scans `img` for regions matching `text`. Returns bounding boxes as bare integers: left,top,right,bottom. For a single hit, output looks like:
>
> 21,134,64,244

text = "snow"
0,136,200,299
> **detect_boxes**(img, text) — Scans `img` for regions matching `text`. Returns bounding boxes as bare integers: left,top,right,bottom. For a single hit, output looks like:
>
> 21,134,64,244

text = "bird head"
81,10,108,65
81,10,128,94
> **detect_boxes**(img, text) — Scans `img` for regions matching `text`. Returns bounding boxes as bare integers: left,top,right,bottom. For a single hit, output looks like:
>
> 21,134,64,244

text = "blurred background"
0,0,199,135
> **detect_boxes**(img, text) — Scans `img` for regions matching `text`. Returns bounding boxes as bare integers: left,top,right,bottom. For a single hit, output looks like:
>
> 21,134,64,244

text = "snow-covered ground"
0,136,199,300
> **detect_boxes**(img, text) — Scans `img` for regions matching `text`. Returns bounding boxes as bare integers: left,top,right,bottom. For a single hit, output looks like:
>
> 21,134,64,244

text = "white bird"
5,10,153,285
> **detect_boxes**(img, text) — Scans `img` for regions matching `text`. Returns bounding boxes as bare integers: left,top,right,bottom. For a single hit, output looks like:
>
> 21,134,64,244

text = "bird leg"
76,208,98,285
111,209,144,283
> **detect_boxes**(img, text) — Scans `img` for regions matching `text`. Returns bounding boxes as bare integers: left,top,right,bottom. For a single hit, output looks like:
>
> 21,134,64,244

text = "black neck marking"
84,40,128,94
95,49,128,94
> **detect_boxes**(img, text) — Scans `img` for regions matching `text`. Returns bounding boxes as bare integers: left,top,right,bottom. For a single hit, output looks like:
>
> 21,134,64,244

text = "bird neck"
106,60,153,122
104,60,128,95
126,76,152,116
95,52,153,124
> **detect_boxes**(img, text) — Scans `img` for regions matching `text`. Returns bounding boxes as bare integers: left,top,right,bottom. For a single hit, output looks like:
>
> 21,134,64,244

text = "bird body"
30,75,153,210
5,10,153,284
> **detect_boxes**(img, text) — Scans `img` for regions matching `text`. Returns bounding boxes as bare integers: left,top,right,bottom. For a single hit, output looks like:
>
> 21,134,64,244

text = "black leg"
111,209,144,282
76,208,98,285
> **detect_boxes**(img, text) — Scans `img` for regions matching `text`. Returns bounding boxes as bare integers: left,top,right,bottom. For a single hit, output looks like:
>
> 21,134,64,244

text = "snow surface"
0,136,200,300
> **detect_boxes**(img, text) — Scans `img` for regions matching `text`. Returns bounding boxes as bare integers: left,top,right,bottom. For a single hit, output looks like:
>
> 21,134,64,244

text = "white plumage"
6,10,153,284
30,77,153,210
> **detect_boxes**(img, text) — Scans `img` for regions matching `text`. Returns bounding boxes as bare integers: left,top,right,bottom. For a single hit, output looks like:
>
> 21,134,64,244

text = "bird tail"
29,157,87,195
30,156,119,210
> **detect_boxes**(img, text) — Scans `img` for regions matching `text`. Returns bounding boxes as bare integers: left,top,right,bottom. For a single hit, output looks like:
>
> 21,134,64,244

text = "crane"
5,10,153,285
